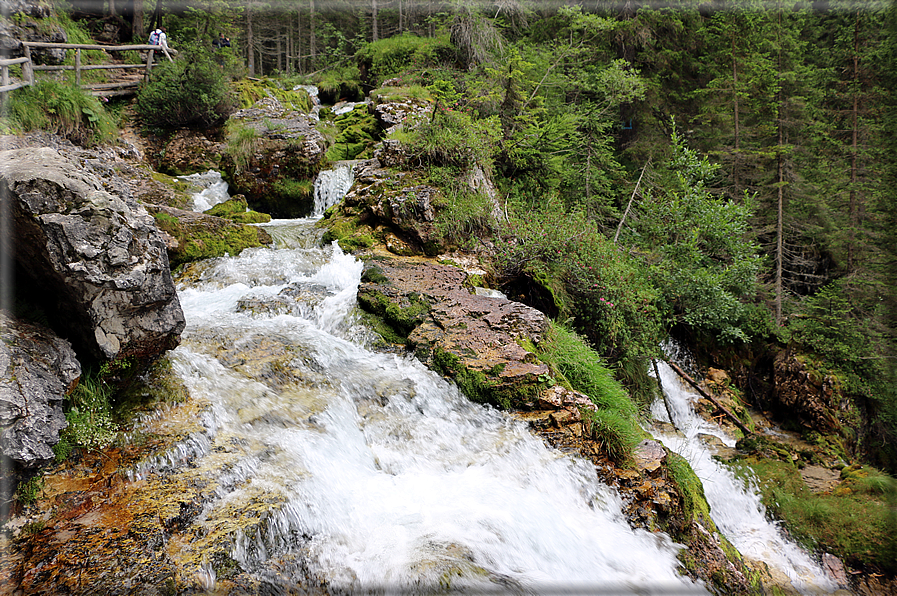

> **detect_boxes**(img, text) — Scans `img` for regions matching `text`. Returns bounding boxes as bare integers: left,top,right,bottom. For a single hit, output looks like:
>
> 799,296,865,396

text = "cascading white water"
650,359,839,594
312,164,354,216
179,170,232,212
148,164,710,591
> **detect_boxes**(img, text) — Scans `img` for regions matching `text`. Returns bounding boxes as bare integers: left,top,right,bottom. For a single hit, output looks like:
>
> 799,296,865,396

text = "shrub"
494,204,664,365
7,80,118,146
404,103,501,170
136,47,236,129
355,33,455,87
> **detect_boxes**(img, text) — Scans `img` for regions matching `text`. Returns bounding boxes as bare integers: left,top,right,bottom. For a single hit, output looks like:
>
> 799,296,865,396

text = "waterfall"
149,217,708,594
312,163,354,217
179,170,232,212
650,356,839,595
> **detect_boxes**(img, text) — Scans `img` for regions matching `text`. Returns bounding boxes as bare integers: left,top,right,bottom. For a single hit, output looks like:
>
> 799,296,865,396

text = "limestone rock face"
0,312,80,468
369,92,432,136
0,0,67,63
772,350,841,433
0,147,185,364
357,257,549,406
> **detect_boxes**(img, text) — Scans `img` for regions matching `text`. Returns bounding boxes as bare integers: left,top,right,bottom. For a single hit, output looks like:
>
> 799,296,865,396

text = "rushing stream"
138,172,709,593
650,354,839,595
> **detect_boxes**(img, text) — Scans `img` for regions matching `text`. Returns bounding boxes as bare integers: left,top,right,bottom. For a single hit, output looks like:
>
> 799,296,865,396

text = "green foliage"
404,102,501,170
224,121,258,173
728,459,897,572
311,64,364,103
494,204,663,366
269,178,314,204
356,33,455,86
16,474,44,506
425,168,495,245
537,323,638,419
6,80,117,146
580,407,641,464
62,374,118,451
136,47,236,129
623,125,764,343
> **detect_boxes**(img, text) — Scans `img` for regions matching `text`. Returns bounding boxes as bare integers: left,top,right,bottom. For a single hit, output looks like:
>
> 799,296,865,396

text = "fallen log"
666,361,753,436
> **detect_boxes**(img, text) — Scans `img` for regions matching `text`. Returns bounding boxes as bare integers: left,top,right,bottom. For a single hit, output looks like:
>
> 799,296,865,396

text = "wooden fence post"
23,45,33,85
75,48,81,86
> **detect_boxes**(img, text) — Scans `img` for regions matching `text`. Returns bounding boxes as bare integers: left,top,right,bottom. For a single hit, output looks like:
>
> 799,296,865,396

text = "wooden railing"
0,42,177,98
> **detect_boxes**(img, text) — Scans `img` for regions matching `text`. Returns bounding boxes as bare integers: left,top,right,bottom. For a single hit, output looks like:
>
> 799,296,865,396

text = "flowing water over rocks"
2,215,707,594
650,359,843,595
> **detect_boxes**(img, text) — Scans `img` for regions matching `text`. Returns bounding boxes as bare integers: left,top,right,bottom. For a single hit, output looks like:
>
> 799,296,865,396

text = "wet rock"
773,350,841,433
0,147,185,365
0,313,80,469
357,257,549,407
634,440,666,475
823,552,850,589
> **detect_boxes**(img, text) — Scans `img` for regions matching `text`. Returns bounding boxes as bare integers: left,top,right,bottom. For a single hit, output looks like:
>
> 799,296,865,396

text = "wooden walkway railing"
0,42,177,99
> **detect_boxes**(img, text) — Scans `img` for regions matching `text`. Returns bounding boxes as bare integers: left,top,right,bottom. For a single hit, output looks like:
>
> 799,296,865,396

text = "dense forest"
48,0,896,469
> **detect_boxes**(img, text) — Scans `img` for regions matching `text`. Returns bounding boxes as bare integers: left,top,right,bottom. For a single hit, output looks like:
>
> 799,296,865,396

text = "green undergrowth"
727,458,897,572
355,33,455,87
536,323,643,463
55,373,118,458
6,80,118,146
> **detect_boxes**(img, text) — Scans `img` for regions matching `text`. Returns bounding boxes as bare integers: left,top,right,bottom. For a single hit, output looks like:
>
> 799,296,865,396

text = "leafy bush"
136,47,236,129
495,205,663,365
7,80,118,146
404,100,501,169
355,33,455,86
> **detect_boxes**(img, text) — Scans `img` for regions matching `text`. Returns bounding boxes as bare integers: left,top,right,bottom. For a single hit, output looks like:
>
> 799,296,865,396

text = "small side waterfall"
179,170,232,212
650,355,839,594
312,163,354,216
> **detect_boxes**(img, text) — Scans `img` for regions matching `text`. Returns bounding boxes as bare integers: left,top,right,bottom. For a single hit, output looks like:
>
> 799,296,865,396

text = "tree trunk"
732,35,740,191
247,3,255,77
372,0,379,41
848,10,860,274
775,5,784,325
309,0,317,70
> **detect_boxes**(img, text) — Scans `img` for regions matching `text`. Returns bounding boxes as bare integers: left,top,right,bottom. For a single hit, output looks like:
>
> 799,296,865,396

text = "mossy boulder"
356,257,549,409
147,204,272,268
204,195,271,224
220,97,327,218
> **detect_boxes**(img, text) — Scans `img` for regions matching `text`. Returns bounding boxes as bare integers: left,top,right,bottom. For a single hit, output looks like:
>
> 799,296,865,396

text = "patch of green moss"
204,196,271,224
726,457,897,572
356,289,430,337
153,212,271,268
321,218,376,252
325,104,380,161
233,78,312,112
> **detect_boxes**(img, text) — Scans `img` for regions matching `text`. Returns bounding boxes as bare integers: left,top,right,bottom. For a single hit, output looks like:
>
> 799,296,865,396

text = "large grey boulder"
0,147,185,364
0,312,80,468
